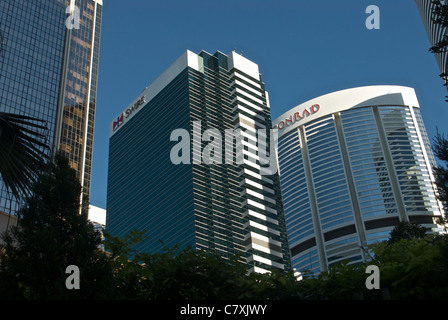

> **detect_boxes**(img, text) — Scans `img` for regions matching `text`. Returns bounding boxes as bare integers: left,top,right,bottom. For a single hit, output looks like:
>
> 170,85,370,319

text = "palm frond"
0,112,50,199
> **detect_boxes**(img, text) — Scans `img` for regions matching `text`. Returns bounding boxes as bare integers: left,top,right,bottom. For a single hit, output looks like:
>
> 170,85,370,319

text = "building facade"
0,0,102,215
415,0,448,88
273,86,444,275
107,50,291,273
56,0,103,209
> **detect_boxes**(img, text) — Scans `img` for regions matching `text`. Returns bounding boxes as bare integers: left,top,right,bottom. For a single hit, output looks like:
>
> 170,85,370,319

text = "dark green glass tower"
107,50,291,273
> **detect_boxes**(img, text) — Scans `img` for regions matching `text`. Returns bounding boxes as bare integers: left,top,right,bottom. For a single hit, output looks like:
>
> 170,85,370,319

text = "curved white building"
273,85,445,274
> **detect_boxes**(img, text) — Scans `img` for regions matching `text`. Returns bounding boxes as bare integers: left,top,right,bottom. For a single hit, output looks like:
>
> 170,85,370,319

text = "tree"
295,233,448,300
431,0,448,28
0,112,49,199
388,221,427,245
368,234,448,299
102,229,152,299
294,220,448,300
296,261,372,300
0,151,115,299
103,230,304,300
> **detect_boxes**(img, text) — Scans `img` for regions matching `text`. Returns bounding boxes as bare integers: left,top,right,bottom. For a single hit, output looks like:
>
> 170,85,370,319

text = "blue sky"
90,0,448,209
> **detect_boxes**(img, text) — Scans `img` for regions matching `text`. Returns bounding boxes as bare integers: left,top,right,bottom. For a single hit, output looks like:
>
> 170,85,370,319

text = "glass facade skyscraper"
107,50,291,273
0,0,66,213
273,86,444,275
0,0,102,215
56,0,102,208
415,0,448,89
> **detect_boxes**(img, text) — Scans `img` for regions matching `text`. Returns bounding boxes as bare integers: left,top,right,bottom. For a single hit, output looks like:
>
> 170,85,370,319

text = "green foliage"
295,232,448,300
370,234,448,299
296,261,373,300
2,149,448,300
102,229,153,299
388,221,427,244
139,246,246,300
101,222,445,300
0,152,115,299
0,112,49,198
0,151,304,300
102,231,303,300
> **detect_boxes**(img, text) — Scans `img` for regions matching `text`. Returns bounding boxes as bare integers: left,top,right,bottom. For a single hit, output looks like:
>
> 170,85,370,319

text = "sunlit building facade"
56,0,103,208
0,0,102,216
273,86,444,275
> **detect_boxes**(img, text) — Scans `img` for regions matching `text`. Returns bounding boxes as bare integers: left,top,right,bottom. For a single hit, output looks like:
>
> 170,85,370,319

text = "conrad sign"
273,104,320,130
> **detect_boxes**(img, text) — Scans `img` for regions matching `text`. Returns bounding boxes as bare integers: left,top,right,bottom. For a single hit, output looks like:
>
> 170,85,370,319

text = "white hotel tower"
273,86,445,274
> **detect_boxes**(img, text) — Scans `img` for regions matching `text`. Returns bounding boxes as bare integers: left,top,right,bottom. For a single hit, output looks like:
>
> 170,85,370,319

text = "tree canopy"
0,152,115,299
1,151,448,300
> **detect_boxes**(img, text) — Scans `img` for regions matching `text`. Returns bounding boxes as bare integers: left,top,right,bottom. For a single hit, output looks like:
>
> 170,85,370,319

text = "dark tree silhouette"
0,152,115,299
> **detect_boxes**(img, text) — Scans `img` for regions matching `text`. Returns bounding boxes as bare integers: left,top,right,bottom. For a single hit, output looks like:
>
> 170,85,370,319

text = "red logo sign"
274,104,320,130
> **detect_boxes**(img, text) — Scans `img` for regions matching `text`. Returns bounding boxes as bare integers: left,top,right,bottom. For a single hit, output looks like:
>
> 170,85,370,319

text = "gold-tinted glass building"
55,0,103,207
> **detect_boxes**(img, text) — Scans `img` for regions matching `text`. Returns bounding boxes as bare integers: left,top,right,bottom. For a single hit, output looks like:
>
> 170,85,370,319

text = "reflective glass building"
273,86,445,274
107,50,291,273
415,0,448,89
56,0,103,208
0,0,103,215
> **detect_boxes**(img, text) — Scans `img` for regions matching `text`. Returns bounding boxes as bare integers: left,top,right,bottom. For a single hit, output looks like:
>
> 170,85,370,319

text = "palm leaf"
0,112,50,199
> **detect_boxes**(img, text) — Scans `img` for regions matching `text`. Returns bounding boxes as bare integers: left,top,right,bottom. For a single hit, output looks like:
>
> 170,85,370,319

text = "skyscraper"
107,50,291,273
56,0,102,209
273,85,445,275
0,0,102,215
415,0,448,88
